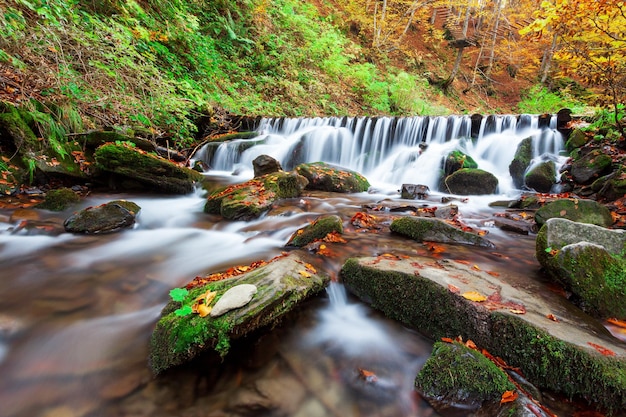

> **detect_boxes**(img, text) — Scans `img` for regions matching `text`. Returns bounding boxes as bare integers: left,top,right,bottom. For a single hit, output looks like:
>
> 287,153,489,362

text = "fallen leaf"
607,318,626,329
500,390,518,404
471,264,481,271
509,308,526,314
358,368,378,382
465,339,477,350
441,337,455,343
587,342,616,356
196,304,212,317
448,284,460,293
299,270,312,278
546,313,559,322
487,271,500,277
462,291,487,302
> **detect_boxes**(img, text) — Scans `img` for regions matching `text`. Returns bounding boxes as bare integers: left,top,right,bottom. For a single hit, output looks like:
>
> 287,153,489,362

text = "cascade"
195,114,565,196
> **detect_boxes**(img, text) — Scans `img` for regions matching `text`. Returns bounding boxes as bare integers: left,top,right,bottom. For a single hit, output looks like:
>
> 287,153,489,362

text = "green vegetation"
517,84,587,114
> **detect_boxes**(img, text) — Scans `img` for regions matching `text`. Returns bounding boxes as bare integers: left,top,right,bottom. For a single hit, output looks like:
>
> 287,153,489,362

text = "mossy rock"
524,161,556,193
416,341,514,412
390,216,495,248
508,137,533,189
443,168,498,195
444,150,478,176
534,198,613,228
204,171,307,220
149,252,329,374
37,188,81,211
536,218,626,319
565,128,588,152
593,168,626,201
94,143,202,194
286,214,343,247
83,130,156,152
570,149,612,184
0,108,40,154
64,201,137,234
340,255,626,413
295,162,370,193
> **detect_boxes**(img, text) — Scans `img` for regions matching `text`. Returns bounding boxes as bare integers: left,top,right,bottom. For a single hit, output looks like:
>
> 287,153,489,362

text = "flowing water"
0,115,595,417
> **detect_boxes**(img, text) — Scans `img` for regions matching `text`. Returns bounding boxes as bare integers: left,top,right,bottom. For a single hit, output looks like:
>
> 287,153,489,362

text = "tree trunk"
540,32,558,84
443,46,465,90
485,0,503,79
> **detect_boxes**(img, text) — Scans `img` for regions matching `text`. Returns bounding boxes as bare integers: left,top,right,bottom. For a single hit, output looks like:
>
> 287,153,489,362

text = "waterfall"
195,114,565,196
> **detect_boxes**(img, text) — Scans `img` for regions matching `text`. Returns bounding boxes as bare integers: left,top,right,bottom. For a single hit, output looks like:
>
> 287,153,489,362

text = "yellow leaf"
299,270,312,278
462,291,487,302
197,304,212,317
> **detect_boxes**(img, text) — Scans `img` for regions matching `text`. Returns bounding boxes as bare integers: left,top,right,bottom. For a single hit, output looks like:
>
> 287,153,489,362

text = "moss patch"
295,162,370,193
286,214,343,247
37,187,81,211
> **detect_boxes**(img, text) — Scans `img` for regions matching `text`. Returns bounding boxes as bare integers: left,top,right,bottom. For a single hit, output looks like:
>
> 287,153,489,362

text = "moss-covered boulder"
508,137,532,189
340,255,626,413
593,168,626,202
286,214,343,247
536,218,626,319
37,188,81,211
295,162,370,193
443,168,498,195
570,149,612,184
534,198,613,228
83,130,156,152
149,252,329,374
0,105,41,154
416,341,515,413
390,216,495,248
524,161,556,193
565,128,588,153
94,143,202,194
444,150,478,176
204,171,308,220
64,200,140,234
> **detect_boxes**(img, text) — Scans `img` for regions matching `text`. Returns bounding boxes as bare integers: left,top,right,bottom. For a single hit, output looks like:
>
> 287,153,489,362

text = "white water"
196,114,566,197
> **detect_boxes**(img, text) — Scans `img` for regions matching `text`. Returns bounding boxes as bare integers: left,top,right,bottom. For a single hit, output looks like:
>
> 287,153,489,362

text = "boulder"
204,171,308,220
534,198,613,228
536,218,626,318
36,188,81,211
64,200,140,234
570,149,612,184
444,150,477,176
443,168,498,195
508,137,532,189
340,255,626,413
94,143,203,194
149,252,329,374
295,162,370,193
593,168,626,201
400,184,430,199
415,341,514,413
390,217,495,248
524,161,556,193
565,128,588,153
253,154,283,177
286,214,343,247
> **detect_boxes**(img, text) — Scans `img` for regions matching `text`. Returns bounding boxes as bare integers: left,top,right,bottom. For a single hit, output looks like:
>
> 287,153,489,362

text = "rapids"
0,114,589,416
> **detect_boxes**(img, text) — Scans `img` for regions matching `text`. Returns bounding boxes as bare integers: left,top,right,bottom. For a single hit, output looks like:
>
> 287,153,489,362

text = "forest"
0,0,624,150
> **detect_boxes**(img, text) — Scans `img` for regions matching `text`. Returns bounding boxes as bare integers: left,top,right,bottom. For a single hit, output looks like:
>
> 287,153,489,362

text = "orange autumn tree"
521,0,626,133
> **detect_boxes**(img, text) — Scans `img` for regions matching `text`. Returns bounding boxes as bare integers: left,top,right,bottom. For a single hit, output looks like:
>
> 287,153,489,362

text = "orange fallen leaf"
448,284,460,293
441,337,455,343
546,313,559,322
465,339,477,350
196,304,212,317
500,390,518,404
462,291,487,302
587,342,616,356
358,368,378,382
607,318,626,329
487,271,500,277
304,263,317,273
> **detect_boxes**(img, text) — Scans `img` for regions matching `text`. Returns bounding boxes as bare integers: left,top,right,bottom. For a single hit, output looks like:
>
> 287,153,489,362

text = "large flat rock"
341,255,626,413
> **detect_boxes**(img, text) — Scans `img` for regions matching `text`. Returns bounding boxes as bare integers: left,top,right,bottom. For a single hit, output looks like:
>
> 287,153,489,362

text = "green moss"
37,187,81,211
416,341,514,404
109,199,141,214
444,150,478,176
0,110,40,153
286,214,343,247
389,216,435,241
535,199,613,228
296,162,370,193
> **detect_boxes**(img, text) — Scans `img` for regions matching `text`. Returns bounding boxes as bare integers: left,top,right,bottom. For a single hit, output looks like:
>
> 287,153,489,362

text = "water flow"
196,114,565,196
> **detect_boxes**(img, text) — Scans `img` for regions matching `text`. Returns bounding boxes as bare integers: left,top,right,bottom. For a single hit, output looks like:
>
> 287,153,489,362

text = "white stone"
210,284,258,317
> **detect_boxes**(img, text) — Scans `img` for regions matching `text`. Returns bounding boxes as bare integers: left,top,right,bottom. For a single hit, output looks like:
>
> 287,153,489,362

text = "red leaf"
587,342,616,356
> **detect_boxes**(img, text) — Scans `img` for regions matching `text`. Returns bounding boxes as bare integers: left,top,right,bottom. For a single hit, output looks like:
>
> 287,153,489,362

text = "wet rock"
150,252,329,374
524,161,556,193
390,217,495,248
210,284,258,317
415,341,514,413
253,154,282,177
508,137,532,189
94,143,202,194
492,217,534,235
295,162,370,193
64,201,139,234
565,128,588,153
37,188,81,211
570,149,612,184
204,171,308,220
593,168,626,201
286,214,343,247
340,255,626,413
443,168,498,195
536,218,626,319
400,183,430,199
534,198,613,228
444,150,477,176
434,204,459,220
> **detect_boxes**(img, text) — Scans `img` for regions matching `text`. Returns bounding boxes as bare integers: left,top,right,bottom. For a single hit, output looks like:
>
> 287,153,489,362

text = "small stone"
210,284,258,317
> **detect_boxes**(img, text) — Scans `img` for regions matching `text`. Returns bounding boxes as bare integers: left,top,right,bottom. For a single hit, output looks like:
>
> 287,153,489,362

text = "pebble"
210,284,257,317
